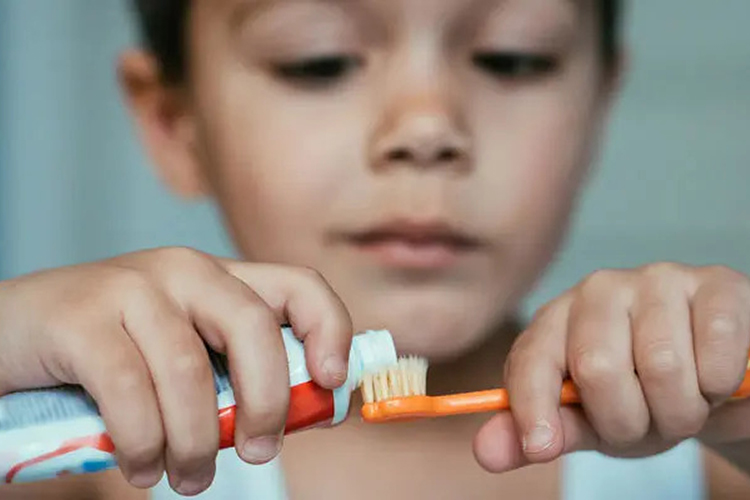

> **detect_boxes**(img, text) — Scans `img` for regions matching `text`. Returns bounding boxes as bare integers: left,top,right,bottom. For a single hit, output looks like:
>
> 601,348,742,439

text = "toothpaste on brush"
0,327,396,484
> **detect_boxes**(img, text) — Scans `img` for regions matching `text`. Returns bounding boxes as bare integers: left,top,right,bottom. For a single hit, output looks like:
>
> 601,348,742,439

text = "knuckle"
162,246,206,262
531,302,554,324
290,265,330,290
578,270,629,300
641,262,685,279
581,269,620,290
504,339,533,380
296,265,325,282
172,350,212,385
571,349,622,386
270,263,321,284
636,294,670,318
112,269,153,296
531,297,568,326
699,311,743,377
158,246,212,272
639,343,682,382
705,311,740,339
704,265,744,284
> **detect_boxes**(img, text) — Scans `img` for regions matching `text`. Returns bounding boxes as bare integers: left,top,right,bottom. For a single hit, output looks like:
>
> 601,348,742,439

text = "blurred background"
0,1,748,499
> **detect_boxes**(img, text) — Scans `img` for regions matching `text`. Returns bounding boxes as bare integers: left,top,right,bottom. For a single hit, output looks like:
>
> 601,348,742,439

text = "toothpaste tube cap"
351,330,398,377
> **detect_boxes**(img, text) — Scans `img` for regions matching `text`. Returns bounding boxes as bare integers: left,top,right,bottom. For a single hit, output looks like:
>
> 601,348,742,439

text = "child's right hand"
0,248,353,495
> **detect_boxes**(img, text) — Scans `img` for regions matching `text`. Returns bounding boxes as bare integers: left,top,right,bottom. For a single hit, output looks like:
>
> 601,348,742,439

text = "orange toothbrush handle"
362,368,750,423
441,369,750,414
431,379,580,416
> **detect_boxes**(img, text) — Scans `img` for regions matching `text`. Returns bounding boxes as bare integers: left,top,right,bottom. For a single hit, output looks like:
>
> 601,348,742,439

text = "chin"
394,325,491,362
350,287,509,362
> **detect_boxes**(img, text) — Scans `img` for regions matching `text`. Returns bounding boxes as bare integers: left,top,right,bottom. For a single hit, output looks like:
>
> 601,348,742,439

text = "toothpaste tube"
0,327,396,484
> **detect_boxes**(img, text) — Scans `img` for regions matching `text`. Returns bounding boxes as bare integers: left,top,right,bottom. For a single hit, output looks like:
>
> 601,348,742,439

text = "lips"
339,220,483,269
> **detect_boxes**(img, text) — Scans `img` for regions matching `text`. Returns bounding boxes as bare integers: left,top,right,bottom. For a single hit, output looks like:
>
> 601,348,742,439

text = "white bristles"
360,356,429,404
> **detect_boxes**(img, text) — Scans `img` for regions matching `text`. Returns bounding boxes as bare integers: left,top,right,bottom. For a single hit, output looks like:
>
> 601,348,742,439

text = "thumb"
473,407,599,473
700,398,750,444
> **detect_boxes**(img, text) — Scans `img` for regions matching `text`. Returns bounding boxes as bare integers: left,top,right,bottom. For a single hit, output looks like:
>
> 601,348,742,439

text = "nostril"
436,147,460,163
386,148,413,163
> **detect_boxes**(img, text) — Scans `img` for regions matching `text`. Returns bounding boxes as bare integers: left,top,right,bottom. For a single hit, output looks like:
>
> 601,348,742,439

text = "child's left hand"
474,263,750,472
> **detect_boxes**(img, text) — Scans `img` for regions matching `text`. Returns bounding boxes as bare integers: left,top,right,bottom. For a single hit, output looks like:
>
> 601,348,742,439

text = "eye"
272,55,362,88
472,52,559,80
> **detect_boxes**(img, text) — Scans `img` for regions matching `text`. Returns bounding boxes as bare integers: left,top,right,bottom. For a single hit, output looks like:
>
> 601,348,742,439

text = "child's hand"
0,248,352,494
474,263,750,472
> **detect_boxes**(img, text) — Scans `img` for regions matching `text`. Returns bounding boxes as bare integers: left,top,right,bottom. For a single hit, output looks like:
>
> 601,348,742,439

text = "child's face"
124,0,618,360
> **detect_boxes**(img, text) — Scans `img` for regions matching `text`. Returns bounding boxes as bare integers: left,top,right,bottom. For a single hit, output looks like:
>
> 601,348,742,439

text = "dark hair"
132,0,622,84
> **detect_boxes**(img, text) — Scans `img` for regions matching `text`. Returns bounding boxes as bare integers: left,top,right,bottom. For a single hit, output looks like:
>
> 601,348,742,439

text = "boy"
2,0,750,498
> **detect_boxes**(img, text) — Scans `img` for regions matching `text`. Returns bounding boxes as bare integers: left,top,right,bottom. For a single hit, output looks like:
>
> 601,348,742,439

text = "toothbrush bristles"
360,356,429,403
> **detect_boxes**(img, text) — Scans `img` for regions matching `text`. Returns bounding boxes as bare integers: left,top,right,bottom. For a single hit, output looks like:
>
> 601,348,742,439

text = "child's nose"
369,94,472,173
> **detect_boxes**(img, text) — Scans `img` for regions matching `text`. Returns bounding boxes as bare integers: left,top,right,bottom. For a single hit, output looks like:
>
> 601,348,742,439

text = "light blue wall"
522,0,750,312
0,1,233,279
0,1,8,277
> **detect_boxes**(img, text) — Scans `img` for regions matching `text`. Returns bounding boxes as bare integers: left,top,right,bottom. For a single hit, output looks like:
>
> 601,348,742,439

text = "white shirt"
151,450,287,500
151,440,703,500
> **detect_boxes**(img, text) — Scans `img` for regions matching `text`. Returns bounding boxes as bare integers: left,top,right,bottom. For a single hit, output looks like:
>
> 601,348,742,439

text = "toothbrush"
359,356,750,423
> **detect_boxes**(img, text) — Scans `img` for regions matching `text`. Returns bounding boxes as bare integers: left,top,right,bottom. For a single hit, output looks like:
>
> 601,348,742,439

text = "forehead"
196,0,589,28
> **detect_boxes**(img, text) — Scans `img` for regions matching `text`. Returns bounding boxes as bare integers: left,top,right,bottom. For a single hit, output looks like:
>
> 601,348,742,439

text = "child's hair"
132,0,623,85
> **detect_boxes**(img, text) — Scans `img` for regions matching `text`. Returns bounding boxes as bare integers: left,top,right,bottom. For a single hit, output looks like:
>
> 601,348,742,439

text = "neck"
425,317,523,396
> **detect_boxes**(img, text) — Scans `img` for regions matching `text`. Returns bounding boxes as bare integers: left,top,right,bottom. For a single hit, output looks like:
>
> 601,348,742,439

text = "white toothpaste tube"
0,327,396,484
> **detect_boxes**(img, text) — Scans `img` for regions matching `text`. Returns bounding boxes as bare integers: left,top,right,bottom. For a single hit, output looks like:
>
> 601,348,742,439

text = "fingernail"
522,421,555,455
173,467,215,496
241,435,281,464
322,356,348,384
127,460,164,489
129,468,163,489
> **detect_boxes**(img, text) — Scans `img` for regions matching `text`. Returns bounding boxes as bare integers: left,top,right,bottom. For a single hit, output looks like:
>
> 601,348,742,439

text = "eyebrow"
229,0,584,36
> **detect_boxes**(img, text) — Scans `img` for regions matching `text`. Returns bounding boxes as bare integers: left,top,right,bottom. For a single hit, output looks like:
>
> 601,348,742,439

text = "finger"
474,407,598,473
54,323,165,489
182,269,290,466
566,286,650,448
700,399,750,467
691,269,750,405
220,262,353,389
474,405,682,473
505,298,570,463
632,271,709,441
123,287,219,496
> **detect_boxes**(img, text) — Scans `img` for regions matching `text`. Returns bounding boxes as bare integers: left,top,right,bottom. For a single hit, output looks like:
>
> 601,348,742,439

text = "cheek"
472,80,598,235
467,78,601,303
196,80,366,262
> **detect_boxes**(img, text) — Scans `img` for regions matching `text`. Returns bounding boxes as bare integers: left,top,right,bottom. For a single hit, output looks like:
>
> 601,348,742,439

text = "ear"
117,49,208,199
600,48,629,110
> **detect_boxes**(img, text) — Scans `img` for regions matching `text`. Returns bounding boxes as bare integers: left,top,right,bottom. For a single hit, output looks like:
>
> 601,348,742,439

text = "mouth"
338,219,484,270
